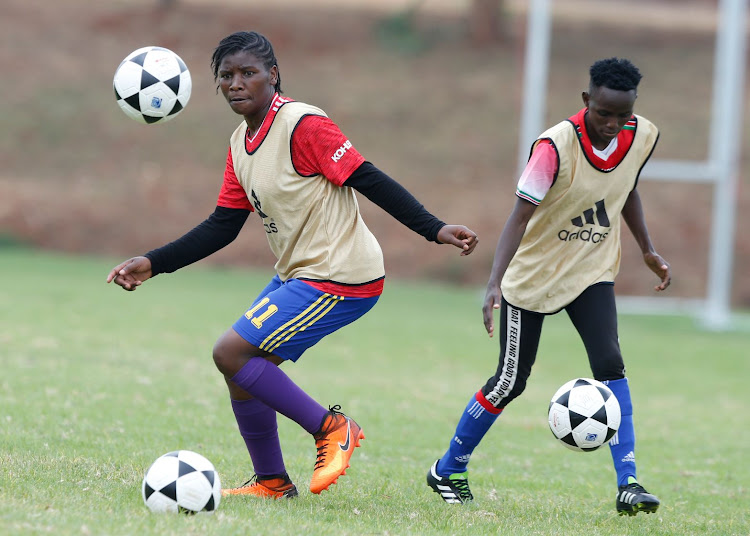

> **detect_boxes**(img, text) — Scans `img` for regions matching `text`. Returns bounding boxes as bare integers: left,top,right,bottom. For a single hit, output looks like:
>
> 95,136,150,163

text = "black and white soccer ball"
142,450,221,514
548,378,621,452
113,46,192,124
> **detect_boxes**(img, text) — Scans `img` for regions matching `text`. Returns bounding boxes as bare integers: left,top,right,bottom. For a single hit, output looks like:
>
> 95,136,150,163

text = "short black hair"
210,31,282,93
589,57,642,92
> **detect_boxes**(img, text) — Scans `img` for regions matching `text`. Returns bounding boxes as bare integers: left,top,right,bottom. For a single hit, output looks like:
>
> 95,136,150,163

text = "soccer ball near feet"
113,46,191,124
548,378,621,452
142,450,221,514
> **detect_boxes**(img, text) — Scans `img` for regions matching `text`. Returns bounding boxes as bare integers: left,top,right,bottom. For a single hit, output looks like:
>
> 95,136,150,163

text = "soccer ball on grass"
113,46,191,124
142,450,221,514
547,377,621,452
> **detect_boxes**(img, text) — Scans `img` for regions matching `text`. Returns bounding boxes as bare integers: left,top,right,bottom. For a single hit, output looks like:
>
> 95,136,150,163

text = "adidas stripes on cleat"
221,474,298,499
616,481,660,516
426,460,473,504
309,405,364,494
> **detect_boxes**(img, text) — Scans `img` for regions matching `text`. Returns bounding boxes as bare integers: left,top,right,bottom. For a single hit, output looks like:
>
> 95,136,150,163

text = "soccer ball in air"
547,378,621,452
113,46,192,124
142,450,221,514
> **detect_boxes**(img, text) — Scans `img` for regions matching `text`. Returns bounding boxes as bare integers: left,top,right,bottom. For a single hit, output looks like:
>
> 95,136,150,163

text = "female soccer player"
426,57,670,516
107,31,478,499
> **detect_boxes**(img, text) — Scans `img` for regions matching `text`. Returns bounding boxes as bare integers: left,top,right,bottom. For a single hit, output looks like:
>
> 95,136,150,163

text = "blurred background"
1,0,748,311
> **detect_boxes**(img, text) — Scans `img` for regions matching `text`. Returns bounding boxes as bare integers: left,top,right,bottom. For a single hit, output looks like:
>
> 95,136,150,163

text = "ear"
269,65,279,86
581,91,590,107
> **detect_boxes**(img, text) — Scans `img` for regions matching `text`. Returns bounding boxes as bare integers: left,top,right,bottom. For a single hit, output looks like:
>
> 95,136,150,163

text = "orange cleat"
309,405,364,494
222,474,298,499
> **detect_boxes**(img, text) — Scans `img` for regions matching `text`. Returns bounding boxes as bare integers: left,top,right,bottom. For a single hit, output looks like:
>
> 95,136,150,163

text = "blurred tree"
469,0,504,45
377,0,506,53
376,0,430,54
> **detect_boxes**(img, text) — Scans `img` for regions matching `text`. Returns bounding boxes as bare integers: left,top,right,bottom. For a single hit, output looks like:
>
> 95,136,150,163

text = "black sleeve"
344,161,445,243
144,206,250,276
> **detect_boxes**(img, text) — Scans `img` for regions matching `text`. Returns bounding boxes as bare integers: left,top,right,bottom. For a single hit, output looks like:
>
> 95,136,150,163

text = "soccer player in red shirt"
107,31,478,499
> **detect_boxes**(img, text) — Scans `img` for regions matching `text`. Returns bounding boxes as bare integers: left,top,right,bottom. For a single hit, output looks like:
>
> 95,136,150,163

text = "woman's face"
218,50,277,120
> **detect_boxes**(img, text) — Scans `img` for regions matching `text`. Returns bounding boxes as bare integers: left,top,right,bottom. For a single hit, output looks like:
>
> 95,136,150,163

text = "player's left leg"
566,283,659,516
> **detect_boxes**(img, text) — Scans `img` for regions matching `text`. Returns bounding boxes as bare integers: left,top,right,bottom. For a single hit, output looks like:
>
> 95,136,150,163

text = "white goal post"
517,0,748,330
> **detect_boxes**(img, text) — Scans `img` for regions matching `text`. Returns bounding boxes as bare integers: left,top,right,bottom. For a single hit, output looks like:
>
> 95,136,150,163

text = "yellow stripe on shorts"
259,293,344,353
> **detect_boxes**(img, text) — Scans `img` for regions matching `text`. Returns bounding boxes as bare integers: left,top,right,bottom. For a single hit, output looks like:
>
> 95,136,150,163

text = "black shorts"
480,282,625,409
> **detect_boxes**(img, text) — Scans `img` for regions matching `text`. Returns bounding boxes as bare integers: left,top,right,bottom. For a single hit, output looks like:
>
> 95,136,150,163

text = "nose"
603,118,622,136
229,73,243,90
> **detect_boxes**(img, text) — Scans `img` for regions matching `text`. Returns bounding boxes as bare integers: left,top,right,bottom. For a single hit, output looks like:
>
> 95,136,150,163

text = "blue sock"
604,378,637,487
438,392,502,475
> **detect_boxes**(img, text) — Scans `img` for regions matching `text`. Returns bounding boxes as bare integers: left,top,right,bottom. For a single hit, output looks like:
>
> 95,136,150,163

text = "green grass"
0,247,747,535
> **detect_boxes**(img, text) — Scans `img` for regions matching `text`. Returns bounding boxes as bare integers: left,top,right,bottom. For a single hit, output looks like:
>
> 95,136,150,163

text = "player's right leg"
222,389,299,498
426,459,473,504
222,473,299,499
427,299,544,503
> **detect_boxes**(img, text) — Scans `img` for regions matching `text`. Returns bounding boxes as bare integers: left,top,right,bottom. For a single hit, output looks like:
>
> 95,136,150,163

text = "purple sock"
231,398,286,477
231,357,328,434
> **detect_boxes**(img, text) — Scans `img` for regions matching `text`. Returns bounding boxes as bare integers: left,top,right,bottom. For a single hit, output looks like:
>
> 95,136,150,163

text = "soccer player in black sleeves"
426,57,670,516
108,31,478,499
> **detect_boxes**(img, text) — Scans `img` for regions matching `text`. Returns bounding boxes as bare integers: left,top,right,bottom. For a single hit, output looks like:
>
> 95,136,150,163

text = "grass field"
0,247,748,535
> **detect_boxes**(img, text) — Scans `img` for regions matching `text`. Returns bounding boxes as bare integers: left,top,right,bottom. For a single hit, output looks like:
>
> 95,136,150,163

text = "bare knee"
212,340,234,377
212,328,282,377
212,329,255,377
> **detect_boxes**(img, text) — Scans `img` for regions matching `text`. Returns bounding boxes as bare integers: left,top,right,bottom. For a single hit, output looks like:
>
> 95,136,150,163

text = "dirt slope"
0,0,748,306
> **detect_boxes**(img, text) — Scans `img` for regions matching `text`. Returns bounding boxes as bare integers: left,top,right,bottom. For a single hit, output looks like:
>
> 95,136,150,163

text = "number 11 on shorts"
244,297,279,328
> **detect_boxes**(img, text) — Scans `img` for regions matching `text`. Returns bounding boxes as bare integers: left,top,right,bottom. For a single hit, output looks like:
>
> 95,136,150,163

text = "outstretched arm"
345,162,478,255
621,188,671,291
293,118,477,254
483,198,536,337
106,206,250,291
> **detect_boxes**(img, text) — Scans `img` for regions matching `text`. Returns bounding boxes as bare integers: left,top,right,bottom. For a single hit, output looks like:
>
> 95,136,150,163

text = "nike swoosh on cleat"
338,421,351,451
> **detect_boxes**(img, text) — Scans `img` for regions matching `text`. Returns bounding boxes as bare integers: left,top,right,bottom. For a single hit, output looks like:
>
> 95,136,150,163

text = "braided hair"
589,57,642,92
211,31,282,94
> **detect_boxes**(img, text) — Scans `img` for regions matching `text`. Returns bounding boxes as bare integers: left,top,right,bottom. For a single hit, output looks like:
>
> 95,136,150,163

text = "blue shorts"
232,275,379,362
